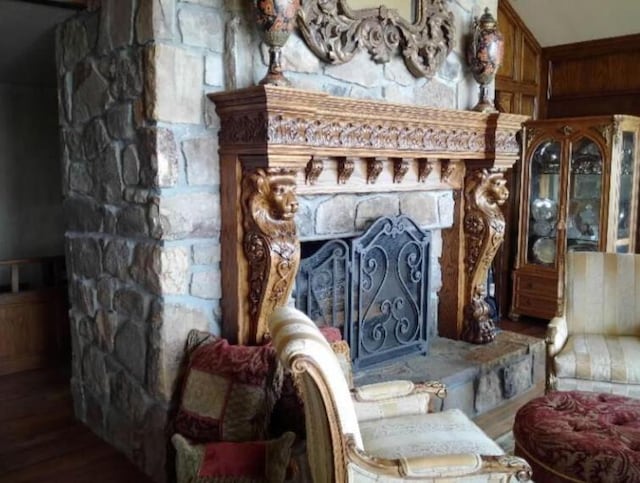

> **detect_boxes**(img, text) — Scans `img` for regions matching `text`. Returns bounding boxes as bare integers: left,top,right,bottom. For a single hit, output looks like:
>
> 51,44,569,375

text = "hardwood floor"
0,366,153,483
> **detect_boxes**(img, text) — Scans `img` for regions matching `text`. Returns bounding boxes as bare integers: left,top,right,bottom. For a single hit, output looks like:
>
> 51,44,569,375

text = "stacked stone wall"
56,0,497,480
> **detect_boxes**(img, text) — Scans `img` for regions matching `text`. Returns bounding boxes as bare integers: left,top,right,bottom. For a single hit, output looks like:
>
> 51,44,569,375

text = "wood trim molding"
210,85,528,344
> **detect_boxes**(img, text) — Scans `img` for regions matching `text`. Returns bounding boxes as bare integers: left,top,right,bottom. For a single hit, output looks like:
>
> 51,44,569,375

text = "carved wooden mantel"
209,85,527,345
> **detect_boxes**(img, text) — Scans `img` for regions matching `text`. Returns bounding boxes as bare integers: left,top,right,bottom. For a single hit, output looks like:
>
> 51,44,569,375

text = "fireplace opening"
294,215,432,369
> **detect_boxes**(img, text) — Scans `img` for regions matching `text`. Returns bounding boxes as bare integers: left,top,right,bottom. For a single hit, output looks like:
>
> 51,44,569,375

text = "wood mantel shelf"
209,85,528,345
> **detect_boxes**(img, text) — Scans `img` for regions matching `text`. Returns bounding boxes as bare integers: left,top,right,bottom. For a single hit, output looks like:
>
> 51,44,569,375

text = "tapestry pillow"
175,336,283,443
172,431,295,483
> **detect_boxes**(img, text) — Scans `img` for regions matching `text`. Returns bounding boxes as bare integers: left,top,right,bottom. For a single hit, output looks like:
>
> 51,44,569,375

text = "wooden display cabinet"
512,115,640,320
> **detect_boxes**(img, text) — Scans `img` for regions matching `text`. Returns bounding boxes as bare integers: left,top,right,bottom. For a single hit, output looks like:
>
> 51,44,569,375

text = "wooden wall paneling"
541,33,640,118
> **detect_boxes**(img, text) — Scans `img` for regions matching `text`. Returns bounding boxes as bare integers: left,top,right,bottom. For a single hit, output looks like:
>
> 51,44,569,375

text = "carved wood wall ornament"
305,158,324,184
338,157,355,184
297,0,455,79
393,158,410,183
366,158,384,184
242,167,301,344
417,158,433,182
461,169,508,344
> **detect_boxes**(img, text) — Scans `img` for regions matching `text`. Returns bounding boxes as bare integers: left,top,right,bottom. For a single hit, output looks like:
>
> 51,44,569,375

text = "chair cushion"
172,432,295,483
174,337,283,442
359,408,503,459
554,334,640,384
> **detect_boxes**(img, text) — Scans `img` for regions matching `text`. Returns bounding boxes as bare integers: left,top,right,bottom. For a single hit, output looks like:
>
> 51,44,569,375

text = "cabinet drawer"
513,292,558,319
514,274,557,298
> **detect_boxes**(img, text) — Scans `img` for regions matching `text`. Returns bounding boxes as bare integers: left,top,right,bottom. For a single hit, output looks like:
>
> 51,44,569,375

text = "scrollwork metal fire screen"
295,215,431,369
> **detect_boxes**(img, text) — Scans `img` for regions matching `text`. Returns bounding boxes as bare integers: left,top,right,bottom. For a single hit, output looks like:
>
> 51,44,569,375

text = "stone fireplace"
53,0,534,481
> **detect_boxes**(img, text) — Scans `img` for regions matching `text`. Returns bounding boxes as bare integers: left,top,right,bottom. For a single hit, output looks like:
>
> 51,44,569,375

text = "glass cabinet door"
527,140,561,266
567,137,603,252
616,132,635,252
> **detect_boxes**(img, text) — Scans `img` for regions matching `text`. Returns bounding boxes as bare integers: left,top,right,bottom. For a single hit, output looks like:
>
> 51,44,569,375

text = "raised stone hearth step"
354,330,545,418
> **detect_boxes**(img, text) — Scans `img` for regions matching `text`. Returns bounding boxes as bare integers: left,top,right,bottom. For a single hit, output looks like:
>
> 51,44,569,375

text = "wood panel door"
494,0,541,320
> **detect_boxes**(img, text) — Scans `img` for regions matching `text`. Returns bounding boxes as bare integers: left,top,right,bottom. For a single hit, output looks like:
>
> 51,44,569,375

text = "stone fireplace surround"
210,84,527,347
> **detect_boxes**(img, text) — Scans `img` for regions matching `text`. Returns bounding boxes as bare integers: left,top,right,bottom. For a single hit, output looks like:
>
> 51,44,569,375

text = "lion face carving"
487,174,509,206
266,177,298,220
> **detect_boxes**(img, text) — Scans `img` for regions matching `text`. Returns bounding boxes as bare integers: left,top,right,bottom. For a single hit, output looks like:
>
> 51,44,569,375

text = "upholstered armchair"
547,251,640,396
269,306,532,482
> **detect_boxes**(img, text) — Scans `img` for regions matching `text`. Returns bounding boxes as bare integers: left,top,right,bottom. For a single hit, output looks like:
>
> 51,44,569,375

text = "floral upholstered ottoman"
513,391,640,482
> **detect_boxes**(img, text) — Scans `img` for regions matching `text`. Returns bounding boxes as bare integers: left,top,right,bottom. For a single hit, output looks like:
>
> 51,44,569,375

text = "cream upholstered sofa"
269,306,532,482
546,251,640,396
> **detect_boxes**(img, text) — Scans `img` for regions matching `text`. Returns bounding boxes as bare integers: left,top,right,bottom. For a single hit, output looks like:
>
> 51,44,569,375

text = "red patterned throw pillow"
172,432,295,483
175,337,283,443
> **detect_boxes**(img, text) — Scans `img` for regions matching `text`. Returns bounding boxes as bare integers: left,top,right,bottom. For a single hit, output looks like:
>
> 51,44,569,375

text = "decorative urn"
467,8,504,112
255,0,301,86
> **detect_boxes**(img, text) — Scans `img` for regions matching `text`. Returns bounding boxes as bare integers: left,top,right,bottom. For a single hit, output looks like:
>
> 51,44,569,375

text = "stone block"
109,369,150,423
122,144,141,185
159,246,190,295
97,277,116,310
104,239,132,281
205,53,224,87
474,369,503,414
294,198,315,239
109,49,144,101
130,243,162,295
98,0,134,52
83,118,110,160
84,386,106,436
60,18,90,70
159,192,220,240
114,322,147,382
146,44,203,124
140,404,169,482
280,33,322,75
503,356,532,399
69,162,94,195
82,345,110,398
190,269,220,299
137,0,175,43
182,135,219,186
325,50,384,88
96,144,123,203
178,6,224,51
316,195,357,235
400,192,439,227
148,302,211,401
114,288,148,321
70,237,102,279
64,198,103,232
117,204,149,237
438,191,455,227
355,196,399,231
414,79,456,109
106,103,135,140
438,52,463,84
192,243,220,265
96,309,119,352
72,61,111,124
383,56,420,87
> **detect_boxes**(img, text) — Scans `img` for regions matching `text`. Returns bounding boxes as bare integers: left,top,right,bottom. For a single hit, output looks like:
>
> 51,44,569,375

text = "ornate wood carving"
297,0,455,79
210,85,528,344
366,158,384,184
392,158,410,183
461,169,509,344
337,157,355,184
417,158,433,182
242,167,301,344
305,158,324,185
441,160,456,183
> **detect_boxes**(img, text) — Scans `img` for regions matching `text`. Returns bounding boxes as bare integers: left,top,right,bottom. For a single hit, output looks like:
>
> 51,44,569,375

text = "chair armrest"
401,454,531,481
354,392,431,421
546,316,568,357
354,380,447,402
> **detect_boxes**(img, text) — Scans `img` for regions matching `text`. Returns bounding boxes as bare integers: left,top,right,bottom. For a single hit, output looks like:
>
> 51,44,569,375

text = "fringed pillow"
175,337,283,443
172,432,295,483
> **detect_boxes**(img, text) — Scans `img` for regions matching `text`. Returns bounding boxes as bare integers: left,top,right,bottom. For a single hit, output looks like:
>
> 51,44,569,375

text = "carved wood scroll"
210,85,527,345
297,0,455,79
461,169,508,344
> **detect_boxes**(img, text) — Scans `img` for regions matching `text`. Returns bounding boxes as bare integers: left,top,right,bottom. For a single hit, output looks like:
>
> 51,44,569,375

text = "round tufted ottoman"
513,391,640,483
